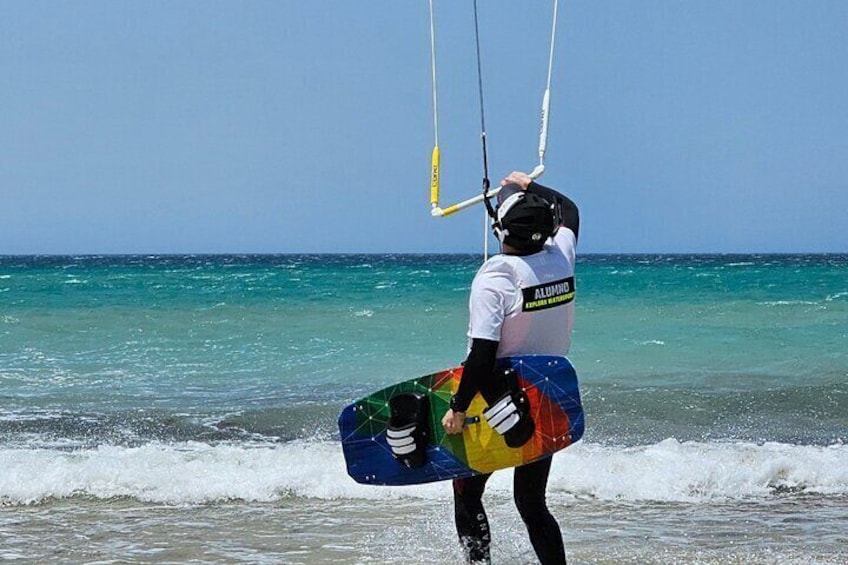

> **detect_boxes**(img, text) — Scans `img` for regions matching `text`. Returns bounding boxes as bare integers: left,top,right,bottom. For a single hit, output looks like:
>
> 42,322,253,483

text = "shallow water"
3,494,846,564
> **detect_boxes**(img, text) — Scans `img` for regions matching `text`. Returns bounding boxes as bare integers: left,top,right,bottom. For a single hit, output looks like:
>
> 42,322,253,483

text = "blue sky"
1,1,846,254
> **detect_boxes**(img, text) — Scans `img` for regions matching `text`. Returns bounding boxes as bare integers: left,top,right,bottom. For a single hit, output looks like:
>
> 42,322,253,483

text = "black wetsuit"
454,456,565,564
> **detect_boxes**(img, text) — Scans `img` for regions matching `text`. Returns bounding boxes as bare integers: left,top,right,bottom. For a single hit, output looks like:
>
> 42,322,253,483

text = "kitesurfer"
441,170,579,565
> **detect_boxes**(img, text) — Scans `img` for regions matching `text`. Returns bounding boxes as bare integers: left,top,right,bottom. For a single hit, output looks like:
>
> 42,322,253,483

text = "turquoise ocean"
1,254,846,564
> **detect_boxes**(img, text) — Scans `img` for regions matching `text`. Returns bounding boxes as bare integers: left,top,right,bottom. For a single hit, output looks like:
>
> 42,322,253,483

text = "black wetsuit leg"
453,473,493,564
514,456,566,565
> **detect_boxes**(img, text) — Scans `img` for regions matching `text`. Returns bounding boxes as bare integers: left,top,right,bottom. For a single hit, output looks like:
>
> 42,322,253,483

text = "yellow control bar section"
439,203,461,216
430,146,440,206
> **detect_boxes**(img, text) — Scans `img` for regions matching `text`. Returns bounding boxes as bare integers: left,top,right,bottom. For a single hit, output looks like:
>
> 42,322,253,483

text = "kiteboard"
338,355,583,486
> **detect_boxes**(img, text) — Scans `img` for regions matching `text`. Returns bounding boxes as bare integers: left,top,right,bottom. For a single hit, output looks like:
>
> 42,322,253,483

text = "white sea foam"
1,439,845,506
552,439,848,502
757,300,819,307
351,309,374,318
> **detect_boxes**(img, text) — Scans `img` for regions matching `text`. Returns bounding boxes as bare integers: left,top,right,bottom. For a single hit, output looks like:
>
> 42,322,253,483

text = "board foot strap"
386,392,431,468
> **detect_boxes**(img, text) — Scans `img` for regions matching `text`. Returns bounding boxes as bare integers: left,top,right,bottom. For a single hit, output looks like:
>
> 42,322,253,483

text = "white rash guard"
467,226,577,358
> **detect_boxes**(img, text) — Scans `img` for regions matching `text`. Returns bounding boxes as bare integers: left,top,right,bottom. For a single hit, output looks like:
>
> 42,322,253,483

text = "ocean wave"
1,439,845,507
757,300,820,307
554,439,847,502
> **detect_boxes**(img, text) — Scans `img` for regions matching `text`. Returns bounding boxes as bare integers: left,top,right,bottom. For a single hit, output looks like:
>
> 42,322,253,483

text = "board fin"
386,392,430,468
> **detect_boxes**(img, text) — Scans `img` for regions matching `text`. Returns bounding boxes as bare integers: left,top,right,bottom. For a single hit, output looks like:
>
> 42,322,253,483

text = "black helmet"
492,187,556,253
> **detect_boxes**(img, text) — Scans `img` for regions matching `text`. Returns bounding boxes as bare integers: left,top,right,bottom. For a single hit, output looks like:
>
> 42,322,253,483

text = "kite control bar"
428,0,559,219
430,166,545,218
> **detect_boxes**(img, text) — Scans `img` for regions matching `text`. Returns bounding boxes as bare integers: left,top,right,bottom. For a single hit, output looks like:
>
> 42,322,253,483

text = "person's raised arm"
502,171,579,240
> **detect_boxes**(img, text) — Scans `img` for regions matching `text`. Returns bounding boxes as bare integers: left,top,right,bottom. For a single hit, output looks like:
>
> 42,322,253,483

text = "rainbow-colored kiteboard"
338,355,584,486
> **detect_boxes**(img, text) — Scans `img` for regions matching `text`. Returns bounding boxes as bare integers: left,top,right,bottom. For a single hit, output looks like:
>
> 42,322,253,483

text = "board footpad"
387,392,430,468
483,389,535,448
